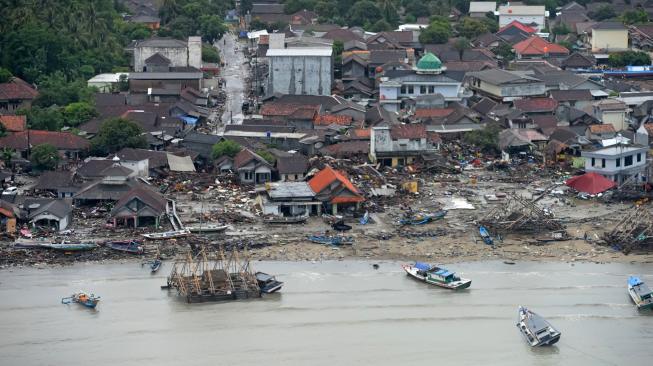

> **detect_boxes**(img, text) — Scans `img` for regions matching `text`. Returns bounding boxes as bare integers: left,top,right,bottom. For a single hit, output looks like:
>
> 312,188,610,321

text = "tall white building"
498,5,547,32
132,37,202,72
266,48,333,96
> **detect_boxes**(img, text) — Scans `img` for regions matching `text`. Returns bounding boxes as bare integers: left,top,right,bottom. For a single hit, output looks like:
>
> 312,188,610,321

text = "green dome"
417,52,442,71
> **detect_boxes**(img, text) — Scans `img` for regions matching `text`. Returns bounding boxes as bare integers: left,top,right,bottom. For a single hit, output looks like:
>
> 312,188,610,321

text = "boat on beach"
13,238,52,249
516,306,561,347
628,276,653,310
142,229,190,240
61,292,100,308
402,262,471,290
308,235,354,245
255,272,284,293
40,242,97,251
479,226,493,245
263,215,308,224
106,239,143,254
399,210,447,226
150,259,162,273
186,224,229,233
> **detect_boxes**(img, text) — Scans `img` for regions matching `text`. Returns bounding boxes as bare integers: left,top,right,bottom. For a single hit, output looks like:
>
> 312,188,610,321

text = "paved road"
216,32,248,130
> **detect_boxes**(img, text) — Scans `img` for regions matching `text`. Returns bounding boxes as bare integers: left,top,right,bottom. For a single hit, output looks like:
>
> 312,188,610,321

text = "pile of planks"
480,194,564,234
602,205,653,254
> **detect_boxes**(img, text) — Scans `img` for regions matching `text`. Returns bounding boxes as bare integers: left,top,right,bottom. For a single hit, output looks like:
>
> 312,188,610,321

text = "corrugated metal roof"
266,48,333,57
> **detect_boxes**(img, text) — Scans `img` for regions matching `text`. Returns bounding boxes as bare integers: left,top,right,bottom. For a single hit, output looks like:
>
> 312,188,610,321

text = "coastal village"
2,0,653,271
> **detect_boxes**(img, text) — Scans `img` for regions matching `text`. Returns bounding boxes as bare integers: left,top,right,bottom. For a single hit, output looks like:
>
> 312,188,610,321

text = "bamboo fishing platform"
165,246,261,303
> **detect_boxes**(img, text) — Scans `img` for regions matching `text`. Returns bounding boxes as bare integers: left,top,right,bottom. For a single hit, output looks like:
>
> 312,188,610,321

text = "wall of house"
120,159,149,178
129,78,201,93
501,82,546,98
343,62,366,78
0,98,32,114
281,173,305,181
32,213,69,231
371,127,392,154
583,148,648,183
134,47,188,72
499,15,545,31
591,29,628,52
600,110,627,131
268,55,333,96
398,83,461,100
188,36,202,69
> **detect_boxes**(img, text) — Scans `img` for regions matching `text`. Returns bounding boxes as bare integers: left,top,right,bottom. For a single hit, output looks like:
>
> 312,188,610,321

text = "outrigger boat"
61,292,100,308
628,276,653,310
308,235,354,246
186,224,229,233
142,229,190,240
479,226,493,245
516,306,561,346
106,239,143,254
263,215,308,224
40,242,97,251
255,272,284,293
402,262,471,290
149,259,162,273
399,210,447,226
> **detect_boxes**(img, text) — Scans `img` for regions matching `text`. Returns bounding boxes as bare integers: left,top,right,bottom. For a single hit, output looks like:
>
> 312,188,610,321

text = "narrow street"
215,32,248,132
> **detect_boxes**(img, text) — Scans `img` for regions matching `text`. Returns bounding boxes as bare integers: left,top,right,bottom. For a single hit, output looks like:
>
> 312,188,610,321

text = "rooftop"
498,5,545,15
513,36,570,56
267,181,315,199
266,48,333,57
468,69,542,85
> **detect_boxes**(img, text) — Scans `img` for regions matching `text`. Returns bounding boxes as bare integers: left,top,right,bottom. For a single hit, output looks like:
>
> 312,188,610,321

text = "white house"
582,144,648,184
266,47,333,96
593,99,629,132
87,73,129,93
378,53,468,112
498,5,547,32
469,1,497,17
132,37,201,72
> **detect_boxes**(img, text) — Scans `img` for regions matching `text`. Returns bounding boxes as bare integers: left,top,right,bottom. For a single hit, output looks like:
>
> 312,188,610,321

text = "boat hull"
187,225,228,233
629,286,653,310
517,307,561,347
402,265,471,290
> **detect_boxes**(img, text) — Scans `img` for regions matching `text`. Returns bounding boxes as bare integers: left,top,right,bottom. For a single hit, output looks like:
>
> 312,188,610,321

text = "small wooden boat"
150,259,162,273
142,229,190,240
399,215,432,226
479,226,493,245
40,242,97,251
431,210,448,220
628,276,653,310
308,235,354,246
359,211,370,225
61,292,100,308
516,306,561,346
332,220,352,231
107,240,143,254
13,238,52,249
263,215,308,224
402,262,471,290
255,272,283,293
187,224,229,233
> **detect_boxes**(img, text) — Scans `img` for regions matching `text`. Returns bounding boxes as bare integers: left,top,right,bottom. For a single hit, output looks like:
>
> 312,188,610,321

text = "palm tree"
1,148,14,170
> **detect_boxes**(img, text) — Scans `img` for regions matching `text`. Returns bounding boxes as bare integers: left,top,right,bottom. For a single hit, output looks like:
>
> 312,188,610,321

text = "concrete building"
87,73,129,93
132,37,201,72
593,99,629,131
469,1,496,17
466,69,545,101
257,181,320,217
266,48,333,96
582,144,648,184
370,124,439,167
498,5,547,32
378,53,468,112
590,22,628,53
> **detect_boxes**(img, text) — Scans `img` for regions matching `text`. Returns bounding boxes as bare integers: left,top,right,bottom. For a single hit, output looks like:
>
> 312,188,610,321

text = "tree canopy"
30,144,60,171
456,18,489,39
212,140,242,160
91,118,147,156
419,19,452,44
608,51,652,67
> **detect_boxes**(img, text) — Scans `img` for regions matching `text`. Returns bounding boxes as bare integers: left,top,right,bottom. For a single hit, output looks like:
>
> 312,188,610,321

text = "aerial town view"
1,0,653,364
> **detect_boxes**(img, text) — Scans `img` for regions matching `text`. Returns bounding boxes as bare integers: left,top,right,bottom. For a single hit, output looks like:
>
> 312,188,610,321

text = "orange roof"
589,124,616,133
499,20,537,34
308,165,363,203
513,36,569,56
351,128,371,138
0,115,26,132
414,108,454,118
314,114,353,126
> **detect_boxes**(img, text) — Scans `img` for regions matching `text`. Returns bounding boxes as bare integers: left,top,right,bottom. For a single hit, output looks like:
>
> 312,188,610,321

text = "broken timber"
602,205,653,254
480,194,564,234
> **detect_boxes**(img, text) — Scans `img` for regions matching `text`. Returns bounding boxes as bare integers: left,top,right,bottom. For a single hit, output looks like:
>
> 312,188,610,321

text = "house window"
244,171,253,180
591,157,595,167
407,85,414,94
420,86,427,94
637,153,642,162
616,158,621,167
429,86,435,93
625,155,633,167
400,85,407,94
602,159,606,168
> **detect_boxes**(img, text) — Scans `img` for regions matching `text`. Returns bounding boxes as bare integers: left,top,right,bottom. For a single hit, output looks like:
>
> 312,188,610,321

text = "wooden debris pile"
480,194,564,234
602,205,653,254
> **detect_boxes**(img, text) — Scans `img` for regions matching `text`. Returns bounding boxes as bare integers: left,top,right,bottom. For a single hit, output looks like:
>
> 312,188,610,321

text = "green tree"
0,68,12,83
404,0,429,19
91,118,147,155
202,45,221,63
454,37,471,59
117,74,129,92
456,18,489,39
284,0,317,13
19,106,65,131
63,102,97,127
0,124,6,138
212,140,242,160
370,19,393,32
199,15,228,43
552,23,570,35
0,148,13,168
592,5,616,21
608,51,652,67
378,0,399,25
419,20,452,44
30,144,60,171
621,10,648,24
348,1,382,27
463,125,501,153
256,150,276,164
493,42,515,61
34,72,94,107
315,0,338,18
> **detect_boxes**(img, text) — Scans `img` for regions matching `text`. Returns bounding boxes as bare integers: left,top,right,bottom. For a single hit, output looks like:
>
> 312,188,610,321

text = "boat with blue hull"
402,262,471,290
255,272,284,293
308,235,353,245
628,276,653,310
479,226,493,245
150,259,162,273
517,306,561,347
107,240,143,254
61,292,100,309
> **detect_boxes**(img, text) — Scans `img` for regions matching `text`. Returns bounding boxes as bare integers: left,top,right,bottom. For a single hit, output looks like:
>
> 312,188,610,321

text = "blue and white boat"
61,292,100,309
479,226,493,245
628,276,653,310
402,262,471,290
255,272,284,293
517,306,561,346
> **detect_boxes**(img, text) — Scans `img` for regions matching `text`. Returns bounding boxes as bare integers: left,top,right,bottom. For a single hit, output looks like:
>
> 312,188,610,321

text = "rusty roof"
0,130,90,150
261,103,320,119
514,98,559,113
0,115,26,132
314,114,353,126
0,77,38,100
308,165,363,202
414,108,455,119
390,124,427,139
588,124,616,133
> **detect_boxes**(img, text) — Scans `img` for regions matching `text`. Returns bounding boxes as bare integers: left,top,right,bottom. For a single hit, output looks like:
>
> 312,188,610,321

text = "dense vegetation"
91,118,148,156
30,144,61,171
212,140,242,160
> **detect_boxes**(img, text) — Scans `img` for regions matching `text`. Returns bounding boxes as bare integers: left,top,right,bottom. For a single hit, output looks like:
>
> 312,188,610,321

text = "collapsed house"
602,205,653,254
480,194,564,234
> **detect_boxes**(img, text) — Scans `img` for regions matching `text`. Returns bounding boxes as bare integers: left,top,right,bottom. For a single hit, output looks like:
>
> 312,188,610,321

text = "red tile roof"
308,165,364,203
314,114,353,126
390,124,427,139
588,124,616,134
260,103,320,119
0,77,39,100
513,36,570,56
0,130,90,150
514,98,559,113
0,115,27,132
414,108,454,119
499,20,537,34
351,128,371,139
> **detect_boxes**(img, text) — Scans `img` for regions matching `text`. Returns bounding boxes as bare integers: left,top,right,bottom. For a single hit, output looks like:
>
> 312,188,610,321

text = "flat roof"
223,130,308,139
582,145,647,157
266,48,333,57
267,182,315,198
129,72,203,80
88,73,129,83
